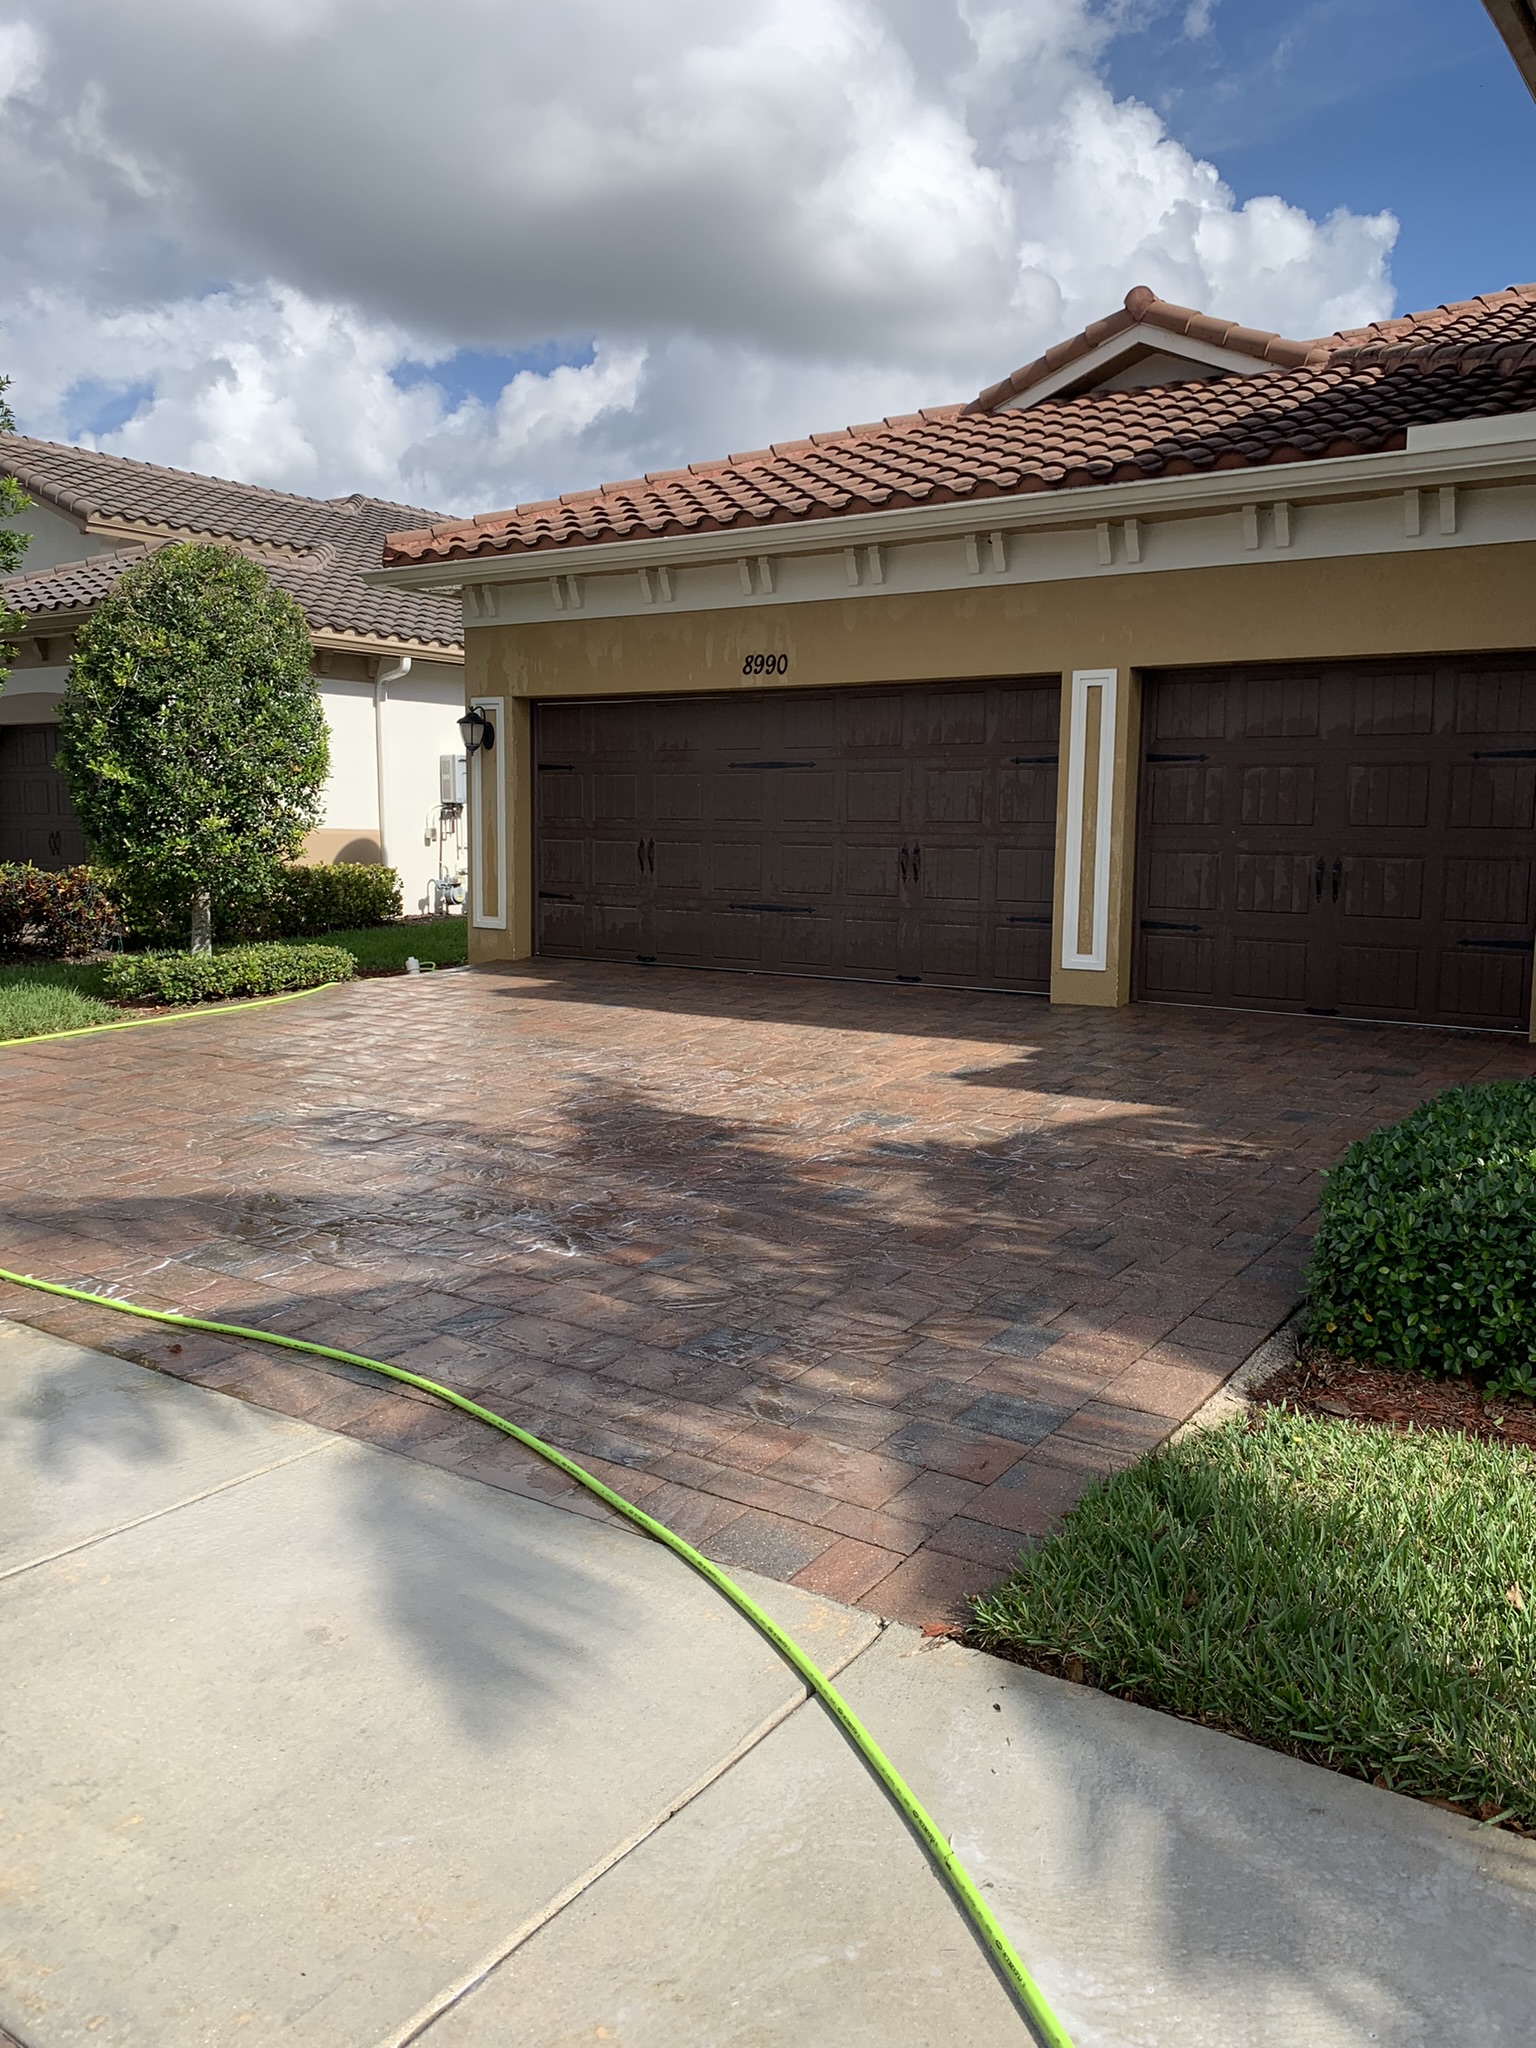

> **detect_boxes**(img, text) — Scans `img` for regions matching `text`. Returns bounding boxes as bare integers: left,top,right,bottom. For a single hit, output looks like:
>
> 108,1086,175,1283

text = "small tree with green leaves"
57,543,329,952
0,374,32,688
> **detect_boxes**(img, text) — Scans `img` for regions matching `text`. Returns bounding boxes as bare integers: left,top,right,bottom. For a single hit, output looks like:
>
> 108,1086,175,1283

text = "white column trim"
470,693,507,930
1060,668,1118,973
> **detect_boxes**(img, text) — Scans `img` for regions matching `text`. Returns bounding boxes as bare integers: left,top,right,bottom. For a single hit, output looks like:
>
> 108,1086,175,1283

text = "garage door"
0,725,89,869
1135,658,1536,1031
535,678,1059,991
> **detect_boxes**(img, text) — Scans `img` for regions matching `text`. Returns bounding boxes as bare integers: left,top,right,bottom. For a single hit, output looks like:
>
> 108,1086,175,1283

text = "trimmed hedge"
121,861,402,944
0,864,120,958
1306,1079,1536,1399
103,943,355,1006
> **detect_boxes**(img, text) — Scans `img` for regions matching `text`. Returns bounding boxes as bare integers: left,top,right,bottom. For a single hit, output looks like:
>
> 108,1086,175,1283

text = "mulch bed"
1251,1347,1536,1451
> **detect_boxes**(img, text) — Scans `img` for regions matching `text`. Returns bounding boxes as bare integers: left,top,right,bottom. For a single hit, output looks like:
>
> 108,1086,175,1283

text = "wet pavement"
2,960,1530,1623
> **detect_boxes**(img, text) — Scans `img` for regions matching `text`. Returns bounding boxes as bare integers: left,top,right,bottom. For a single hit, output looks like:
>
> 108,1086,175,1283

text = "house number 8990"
742,653,789,676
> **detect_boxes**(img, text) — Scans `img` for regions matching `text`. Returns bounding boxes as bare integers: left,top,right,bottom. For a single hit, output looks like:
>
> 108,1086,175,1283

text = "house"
372,284,1536,1039
0,440,468,916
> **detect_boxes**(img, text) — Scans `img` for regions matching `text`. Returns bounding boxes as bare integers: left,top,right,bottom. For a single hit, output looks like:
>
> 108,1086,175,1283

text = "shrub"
0,864,121,958
117,861,401,944
1306,1079,1536,1398
56,541,329,952
103,942,355,1007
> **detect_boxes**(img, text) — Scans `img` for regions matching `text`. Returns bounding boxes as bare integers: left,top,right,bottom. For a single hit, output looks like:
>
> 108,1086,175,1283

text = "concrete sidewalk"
2,1317,1532,2047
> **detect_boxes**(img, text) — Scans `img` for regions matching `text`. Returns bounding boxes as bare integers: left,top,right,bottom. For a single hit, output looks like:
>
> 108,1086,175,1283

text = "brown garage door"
535,678,1059,991
1135,657,1536,1031
0,725,89,869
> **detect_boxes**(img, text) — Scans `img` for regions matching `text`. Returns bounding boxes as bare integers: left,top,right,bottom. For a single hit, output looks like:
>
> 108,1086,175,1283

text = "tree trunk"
190,888,213,956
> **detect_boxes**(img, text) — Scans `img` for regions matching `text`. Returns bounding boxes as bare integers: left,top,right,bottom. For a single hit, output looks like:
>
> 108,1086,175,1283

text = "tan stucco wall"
463,541,1536,971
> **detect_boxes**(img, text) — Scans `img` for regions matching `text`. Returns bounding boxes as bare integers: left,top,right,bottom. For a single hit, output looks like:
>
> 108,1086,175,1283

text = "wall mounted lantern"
457,706,495,755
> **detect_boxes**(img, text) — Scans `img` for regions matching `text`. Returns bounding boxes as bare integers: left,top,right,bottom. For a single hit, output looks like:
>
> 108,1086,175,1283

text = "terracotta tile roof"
382,285,1536,568
0,437,464,649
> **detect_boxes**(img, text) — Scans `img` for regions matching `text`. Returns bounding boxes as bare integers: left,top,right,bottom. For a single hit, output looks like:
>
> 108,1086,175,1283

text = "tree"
57,543,330,952
0,374,32,691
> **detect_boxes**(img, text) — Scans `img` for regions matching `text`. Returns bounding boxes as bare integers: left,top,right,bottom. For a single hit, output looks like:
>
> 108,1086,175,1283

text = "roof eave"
1484,0,1536,100
366,426,1536,595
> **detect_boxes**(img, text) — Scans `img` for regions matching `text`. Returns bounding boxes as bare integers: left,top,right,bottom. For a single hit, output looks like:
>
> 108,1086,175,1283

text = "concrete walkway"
3,1318,1533,2048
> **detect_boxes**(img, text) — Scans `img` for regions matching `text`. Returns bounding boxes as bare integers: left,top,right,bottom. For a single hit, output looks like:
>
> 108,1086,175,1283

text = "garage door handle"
899,845,909,881
1331,857,1342,903
647,837,656,873
912,843,922,880
1314,857,1326,901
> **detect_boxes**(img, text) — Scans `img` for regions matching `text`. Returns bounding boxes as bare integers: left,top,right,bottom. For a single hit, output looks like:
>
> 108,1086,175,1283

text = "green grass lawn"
322,918,468,973
0,920,469,1041
970,1407,1536,1828
0,961,116,1040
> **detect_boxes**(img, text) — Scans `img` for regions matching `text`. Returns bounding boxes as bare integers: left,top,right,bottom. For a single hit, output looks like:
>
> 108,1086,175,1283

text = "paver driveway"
2,962,1531,1623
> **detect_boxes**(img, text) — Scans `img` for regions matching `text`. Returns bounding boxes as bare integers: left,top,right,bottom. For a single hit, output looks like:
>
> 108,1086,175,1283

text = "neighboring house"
375,283,1536,1039
0,439,468,915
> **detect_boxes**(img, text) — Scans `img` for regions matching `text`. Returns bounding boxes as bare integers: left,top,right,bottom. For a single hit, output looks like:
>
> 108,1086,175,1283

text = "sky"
0,0,1529,520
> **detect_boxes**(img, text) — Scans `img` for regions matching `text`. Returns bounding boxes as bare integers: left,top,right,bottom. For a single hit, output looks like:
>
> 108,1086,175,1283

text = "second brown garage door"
1136,656,1536,1031
535,678,1059,991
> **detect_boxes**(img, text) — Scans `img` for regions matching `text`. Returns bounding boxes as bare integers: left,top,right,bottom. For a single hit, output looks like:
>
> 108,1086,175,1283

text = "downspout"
373,656,412,868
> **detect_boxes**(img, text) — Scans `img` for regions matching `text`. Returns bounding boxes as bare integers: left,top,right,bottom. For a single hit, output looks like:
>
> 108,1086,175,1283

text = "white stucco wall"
311,663,467,915
0,665,69,724
0,499,118,572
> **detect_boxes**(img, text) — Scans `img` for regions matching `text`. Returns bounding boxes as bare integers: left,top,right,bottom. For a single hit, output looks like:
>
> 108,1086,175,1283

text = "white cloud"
0,0,1396,514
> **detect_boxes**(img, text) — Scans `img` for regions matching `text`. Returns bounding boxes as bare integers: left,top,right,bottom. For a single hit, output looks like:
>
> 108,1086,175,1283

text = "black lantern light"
458,705,495,755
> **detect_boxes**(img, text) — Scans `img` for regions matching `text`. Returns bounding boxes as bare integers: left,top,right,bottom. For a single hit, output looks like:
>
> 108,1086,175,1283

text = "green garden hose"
0,1265,1075,2046
3,980,336,1048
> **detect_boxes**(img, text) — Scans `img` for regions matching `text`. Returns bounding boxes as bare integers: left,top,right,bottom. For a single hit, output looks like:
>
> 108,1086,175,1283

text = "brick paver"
2,962,1531,1624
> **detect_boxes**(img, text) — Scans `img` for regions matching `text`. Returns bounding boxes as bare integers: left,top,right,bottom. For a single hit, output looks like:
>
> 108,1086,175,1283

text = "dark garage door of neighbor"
0,725,88,869
535,678,1059,991
1136,657,1536,1032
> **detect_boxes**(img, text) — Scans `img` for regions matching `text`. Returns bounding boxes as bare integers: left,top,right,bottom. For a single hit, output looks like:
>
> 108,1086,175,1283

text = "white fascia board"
996,324,1284,411
365,430,1536,596
1406,412,1536,453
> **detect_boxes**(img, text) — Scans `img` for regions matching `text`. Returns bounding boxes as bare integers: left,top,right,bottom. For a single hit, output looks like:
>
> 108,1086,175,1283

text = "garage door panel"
591,773,639,821
1241,764,1317,826
846,770,904,823
844,844,899,898
998,766,1055,825
996,845,1053,911
1232,938,1309,1004
1147,849,1219,914
1142,932,1216,995
1347,764,1429,829
1228,676,1321,739
779,843,836,895
1339,946,1421,1012
1455,670,1536,732
1450,762,1536,831
1444,857,1534,926
1342,857,1425,920
1235,853,1312,915
534,678,1057,991
1148,763,1222,826
539,769,583,821
1348,674,1434,736
1138,657,1536,1030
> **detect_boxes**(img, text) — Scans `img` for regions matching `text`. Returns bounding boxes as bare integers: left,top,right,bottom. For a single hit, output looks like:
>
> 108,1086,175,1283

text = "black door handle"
912,843,922,881
647,837,655,873
1331,857,1342,903
899,845,909,881
637,837,646,873
1314,857,1325,901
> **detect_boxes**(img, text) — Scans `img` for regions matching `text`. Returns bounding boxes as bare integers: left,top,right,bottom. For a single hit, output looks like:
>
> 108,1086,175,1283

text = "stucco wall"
0,499,118,574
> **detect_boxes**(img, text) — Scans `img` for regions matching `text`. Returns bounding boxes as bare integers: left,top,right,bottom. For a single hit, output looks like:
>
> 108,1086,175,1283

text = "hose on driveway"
0,1264,1074,2046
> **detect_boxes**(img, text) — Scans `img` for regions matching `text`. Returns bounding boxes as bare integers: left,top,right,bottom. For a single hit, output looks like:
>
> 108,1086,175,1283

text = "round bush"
1306,1080,1536,1399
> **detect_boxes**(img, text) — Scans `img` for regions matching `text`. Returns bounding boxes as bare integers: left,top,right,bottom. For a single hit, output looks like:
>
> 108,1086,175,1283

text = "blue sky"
1102,0,1536,319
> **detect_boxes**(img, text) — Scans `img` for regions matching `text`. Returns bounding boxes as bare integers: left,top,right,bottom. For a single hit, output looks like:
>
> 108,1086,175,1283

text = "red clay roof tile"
381,283,1536,569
